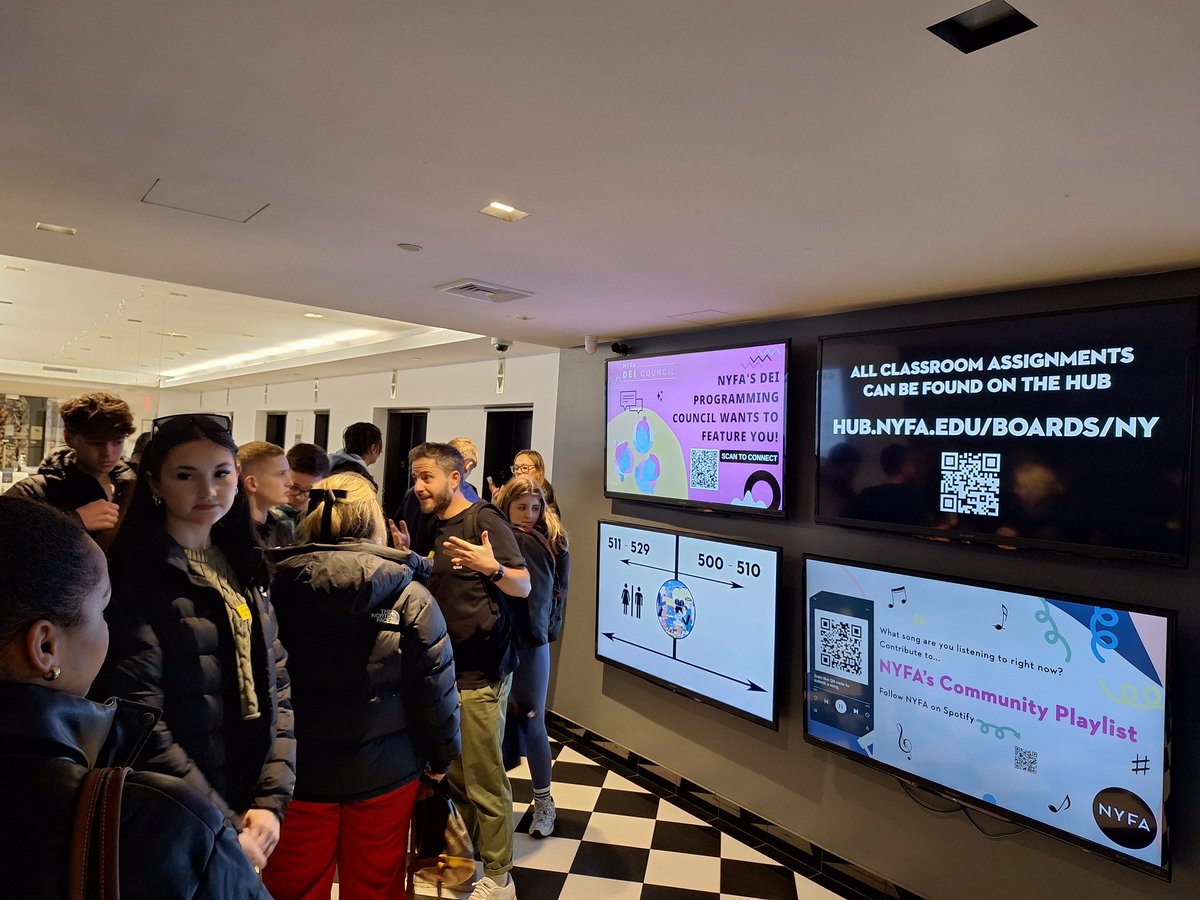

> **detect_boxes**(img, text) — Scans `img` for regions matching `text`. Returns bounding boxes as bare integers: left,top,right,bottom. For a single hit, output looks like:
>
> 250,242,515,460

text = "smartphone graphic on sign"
808,591,874,737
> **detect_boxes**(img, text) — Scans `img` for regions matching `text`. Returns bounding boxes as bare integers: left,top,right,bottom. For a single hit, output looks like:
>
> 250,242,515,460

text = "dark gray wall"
548,269,1200,900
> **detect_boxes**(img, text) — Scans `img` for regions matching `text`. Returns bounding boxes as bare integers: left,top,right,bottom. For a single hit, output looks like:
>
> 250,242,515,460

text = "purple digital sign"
605,341,788,515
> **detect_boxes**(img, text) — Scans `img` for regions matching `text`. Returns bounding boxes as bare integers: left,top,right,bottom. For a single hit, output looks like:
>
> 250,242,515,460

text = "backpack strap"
516,525,557,575
68,766,128,900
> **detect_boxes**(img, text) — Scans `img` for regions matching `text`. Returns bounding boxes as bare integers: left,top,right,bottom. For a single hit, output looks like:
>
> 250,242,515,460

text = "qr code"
817,612,868,685
690,448,719,491
940,451,1000,516
1014,746,1037,774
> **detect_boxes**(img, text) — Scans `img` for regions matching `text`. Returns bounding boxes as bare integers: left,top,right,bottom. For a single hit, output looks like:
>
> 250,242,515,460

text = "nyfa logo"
1092,787,1157,850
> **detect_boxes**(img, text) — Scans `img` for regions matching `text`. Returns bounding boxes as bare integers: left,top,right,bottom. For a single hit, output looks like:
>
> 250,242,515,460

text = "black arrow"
602,633,764,691
619,559,743,589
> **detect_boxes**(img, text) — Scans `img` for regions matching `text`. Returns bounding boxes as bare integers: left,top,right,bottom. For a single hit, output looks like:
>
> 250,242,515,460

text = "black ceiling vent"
929,1,1037,54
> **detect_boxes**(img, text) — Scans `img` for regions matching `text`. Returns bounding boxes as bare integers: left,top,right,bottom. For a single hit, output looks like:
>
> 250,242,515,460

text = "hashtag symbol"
1131,755,1150,775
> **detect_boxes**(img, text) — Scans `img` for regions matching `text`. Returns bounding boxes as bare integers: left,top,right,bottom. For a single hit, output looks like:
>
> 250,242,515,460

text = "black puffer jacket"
0,682,268,899
5,448,136,550
92,540,296,827
270,541,461,802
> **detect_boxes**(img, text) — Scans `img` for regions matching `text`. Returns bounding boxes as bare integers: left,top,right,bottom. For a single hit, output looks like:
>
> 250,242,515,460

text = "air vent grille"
435,279,533,304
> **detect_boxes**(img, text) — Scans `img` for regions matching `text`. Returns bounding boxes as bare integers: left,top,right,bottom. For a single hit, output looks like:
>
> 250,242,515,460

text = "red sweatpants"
262,780,419,900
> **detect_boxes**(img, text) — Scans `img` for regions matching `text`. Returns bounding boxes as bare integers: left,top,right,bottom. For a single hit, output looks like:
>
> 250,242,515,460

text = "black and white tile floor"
407,739,843,900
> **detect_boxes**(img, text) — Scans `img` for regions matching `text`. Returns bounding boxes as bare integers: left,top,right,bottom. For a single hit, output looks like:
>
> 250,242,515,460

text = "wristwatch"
489,565,505,583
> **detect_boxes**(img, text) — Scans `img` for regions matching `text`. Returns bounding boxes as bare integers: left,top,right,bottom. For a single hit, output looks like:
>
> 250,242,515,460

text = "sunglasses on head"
150,413,233,438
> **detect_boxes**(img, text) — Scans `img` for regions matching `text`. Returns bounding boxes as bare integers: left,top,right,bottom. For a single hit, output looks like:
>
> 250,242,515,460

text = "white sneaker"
468,875,516,900
529,795,556,838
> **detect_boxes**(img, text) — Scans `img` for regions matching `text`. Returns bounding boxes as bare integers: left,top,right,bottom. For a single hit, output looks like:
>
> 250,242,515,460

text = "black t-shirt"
427,503,525,688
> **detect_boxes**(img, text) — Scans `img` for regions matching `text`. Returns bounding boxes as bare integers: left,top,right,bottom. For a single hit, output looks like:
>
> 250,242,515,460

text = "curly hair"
60,391,135,438
0,496,97,650
342,422,382,457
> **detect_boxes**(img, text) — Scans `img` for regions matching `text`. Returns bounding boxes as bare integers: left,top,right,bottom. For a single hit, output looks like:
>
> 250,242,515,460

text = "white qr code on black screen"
817,612,869,685
690,448,719,490
940,451,1000,516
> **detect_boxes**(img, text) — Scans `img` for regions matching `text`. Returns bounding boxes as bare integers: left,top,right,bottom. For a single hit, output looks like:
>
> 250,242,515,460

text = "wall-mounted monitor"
816,301,1197,564
596,520,780,727
803,556,1173,879
605,340,788,517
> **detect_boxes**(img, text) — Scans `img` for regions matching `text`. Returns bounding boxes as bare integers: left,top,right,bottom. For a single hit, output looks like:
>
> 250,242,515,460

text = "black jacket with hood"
5,447,136,550
269,541,461,802
0,682,268,899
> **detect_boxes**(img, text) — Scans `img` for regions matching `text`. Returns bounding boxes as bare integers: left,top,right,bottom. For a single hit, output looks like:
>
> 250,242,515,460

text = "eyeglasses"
150,413,233,438
511,464,537,474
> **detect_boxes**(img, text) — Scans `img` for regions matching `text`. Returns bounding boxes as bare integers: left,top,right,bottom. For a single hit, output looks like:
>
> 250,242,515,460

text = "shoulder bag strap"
67,766,128,900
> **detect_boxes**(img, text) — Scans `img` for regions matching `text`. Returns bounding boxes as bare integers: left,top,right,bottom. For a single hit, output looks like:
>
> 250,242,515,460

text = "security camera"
611,341,631,356
490,337,512,353
584,335,598,356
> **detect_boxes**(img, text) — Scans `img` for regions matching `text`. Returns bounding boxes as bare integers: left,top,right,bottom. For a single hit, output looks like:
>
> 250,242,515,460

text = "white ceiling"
2,2,1198,388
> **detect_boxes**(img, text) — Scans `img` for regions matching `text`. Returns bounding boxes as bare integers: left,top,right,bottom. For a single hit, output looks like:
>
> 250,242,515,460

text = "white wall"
183,352,562,482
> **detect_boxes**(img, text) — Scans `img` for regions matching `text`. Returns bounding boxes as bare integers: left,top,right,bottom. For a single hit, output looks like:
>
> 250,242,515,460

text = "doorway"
482,407,533,497
265,413,287,447
382,410,428,516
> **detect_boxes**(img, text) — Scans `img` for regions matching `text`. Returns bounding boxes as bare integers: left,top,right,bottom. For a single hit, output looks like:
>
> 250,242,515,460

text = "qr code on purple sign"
690,448,719,490
940,451,1000,516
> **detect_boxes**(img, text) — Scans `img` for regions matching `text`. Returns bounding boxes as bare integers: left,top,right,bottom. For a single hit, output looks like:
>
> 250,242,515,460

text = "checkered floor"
407,739,842,900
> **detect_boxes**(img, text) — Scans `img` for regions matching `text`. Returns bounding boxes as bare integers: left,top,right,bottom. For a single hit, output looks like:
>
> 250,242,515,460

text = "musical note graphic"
1035,599,1072,663
897,723,912,759
1089,607,1120,664
977,720,1020,741
1048,794,1071,813
995,604,1008,631
889,587,907,609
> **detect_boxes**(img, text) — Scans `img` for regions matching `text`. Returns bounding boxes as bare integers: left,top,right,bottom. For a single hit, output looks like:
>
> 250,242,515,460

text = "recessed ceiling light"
98,335,113,339
928,1,1037,54
35,222,78,236
397,243,423,252
4,265,27,272
508,314,534,321
168,291,188,298
127,318,142,323
151,331,190,338
0,300,12,305
479,201,530,222
304,312,324,319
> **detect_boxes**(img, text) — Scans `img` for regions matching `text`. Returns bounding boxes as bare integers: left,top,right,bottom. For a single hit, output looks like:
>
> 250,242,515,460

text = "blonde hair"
237,441,286,472
297,472,386,544
448,437,479,472
495,475,567,550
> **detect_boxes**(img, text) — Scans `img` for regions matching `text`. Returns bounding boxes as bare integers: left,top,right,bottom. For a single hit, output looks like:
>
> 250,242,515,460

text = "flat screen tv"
596,520,780,727
605,340,788,516
803,556,1173,879
816,301,1197,564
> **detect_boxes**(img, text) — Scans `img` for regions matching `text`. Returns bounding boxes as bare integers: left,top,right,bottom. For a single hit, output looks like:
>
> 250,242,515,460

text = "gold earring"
43,666,62,682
